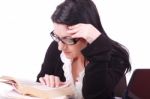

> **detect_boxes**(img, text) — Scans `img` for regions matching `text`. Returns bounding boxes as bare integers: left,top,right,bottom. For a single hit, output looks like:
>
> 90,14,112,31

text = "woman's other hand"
39,74,65,88
67,23,101,44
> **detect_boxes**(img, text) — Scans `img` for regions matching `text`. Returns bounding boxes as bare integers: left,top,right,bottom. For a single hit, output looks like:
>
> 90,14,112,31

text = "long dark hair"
51,0,131,72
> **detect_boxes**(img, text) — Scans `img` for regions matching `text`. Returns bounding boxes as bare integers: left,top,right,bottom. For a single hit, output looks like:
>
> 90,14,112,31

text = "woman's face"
53,23,87,59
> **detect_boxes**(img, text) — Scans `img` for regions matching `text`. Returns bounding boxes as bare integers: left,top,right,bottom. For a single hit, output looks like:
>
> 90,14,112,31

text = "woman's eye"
68,39,74,42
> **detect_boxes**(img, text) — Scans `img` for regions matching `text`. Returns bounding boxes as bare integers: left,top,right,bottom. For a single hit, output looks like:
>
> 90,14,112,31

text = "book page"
4,90,41,99
0,76,75,99
0,76,71,90
0,82,40,99
0,82,70,99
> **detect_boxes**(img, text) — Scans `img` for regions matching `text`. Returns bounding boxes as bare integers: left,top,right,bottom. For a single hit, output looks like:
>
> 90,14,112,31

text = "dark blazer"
37,35,128,99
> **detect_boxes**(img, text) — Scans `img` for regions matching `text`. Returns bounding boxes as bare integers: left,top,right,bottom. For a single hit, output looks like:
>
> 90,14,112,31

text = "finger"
71,32,80,38
44,74,50,86
71,30,84,38
49,75,55,87
54,76,60,87
59,81,66,86
67,27,79,34
68,24,80,29
39,77,46,85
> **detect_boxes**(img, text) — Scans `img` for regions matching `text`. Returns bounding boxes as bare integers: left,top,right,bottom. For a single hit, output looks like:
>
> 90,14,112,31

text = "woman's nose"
58,41,66,51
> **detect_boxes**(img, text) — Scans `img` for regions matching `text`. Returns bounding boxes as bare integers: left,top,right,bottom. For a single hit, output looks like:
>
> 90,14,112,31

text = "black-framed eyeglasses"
50,31,79,45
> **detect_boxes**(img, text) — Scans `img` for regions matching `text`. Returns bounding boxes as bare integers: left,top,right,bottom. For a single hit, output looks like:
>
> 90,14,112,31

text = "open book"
0,76,75,99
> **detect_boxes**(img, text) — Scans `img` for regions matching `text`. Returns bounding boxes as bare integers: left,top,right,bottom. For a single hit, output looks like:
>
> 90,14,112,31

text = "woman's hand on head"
67,23,101,44
39,74,65,88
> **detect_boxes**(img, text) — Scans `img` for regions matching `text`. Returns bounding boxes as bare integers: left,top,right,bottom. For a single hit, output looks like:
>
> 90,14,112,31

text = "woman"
37,0,131,98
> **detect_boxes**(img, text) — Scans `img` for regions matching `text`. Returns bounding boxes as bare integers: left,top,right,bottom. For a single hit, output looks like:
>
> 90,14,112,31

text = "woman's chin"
64,53,73,59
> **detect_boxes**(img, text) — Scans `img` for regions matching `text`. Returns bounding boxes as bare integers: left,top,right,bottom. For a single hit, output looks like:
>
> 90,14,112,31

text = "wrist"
86,32,101,44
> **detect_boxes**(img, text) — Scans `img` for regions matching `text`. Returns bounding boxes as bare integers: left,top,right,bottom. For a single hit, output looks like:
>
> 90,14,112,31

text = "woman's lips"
63,52,71,54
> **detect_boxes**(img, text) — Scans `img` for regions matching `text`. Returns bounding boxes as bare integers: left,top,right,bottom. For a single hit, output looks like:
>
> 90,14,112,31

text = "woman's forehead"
53,23,71,37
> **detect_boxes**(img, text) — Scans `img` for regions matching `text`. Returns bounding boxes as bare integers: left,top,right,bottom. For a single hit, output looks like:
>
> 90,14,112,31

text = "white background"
0,0,150,82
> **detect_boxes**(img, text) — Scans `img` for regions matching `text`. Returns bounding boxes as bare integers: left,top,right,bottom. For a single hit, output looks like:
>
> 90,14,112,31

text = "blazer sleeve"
82,35,127,99
36,41,65,82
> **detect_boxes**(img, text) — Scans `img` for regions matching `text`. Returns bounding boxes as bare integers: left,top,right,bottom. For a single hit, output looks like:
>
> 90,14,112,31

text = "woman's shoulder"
109,47,129,69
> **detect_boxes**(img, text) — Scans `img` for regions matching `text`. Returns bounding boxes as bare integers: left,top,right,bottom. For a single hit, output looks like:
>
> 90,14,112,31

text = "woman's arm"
82,35,127,99
36,41,65,82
